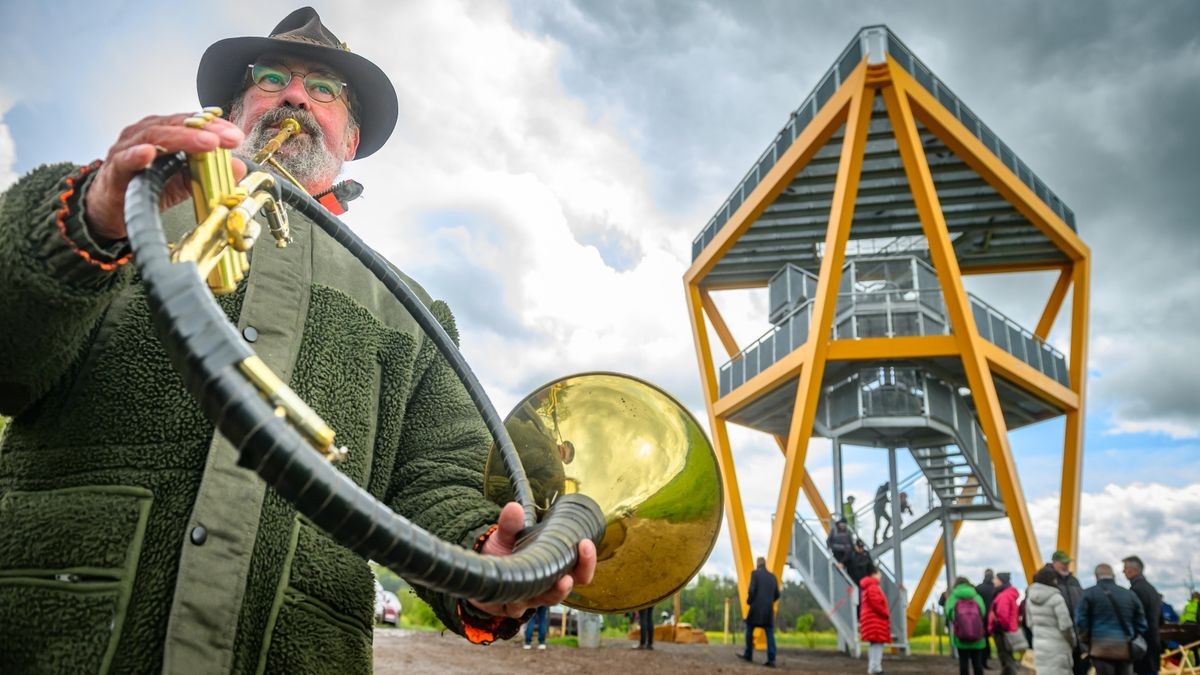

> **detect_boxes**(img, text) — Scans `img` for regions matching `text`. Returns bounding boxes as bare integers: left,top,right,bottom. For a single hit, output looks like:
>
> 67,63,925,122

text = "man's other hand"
85,112,247,242
468,501,597,619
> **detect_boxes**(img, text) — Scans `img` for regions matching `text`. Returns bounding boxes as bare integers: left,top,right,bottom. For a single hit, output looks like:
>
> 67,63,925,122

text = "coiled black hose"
124,154,604,604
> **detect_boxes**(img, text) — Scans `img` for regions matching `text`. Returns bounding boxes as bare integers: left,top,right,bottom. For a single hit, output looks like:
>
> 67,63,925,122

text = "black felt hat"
196,6,398,158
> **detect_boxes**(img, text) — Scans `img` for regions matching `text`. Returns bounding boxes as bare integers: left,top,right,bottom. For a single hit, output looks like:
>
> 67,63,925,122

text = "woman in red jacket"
987,572,1021,675
859,568,892,674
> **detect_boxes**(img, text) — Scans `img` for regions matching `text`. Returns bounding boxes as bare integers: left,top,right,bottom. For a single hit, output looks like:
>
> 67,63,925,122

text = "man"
1044,550,1089,675
1123,556,1162,674
828,518,855,567
843,494,858,529
634,606,656,650
847,539,875,586
739,557,780,667
0,8,594,673
873,482,890,546
976,568,997,668
1076,564,1149,675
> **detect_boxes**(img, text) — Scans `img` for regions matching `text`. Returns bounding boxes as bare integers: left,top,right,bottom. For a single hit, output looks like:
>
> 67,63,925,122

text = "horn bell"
482,372,723,613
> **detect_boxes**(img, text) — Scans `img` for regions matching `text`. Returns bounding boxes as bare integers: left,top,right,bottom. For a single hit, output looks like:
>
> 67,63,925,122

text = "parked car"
380,591,401,626
374,580,401,626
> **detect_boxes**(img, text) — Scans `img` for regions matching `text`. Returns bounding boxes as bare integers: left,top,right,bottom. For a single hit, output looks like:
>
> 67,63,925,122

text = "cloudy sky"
3,1,1198,611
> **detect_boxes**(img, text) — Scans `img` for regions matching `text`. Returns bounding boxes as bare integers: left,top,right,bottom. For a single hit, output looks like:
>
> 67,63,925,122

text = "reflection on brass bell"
483,373,723,613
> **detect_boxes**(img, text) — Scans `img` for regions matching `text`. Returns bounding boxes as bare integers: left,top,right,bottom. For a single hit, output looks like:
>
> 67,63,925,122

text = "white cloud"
701,476,1200,612
290,0,708,417
0,98,17,192
944,482,1200,606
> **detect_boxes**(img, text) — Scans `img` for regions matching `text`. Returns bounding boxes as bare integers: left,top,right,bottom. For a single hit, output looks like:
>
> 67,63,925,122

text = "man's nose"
279,75,309,109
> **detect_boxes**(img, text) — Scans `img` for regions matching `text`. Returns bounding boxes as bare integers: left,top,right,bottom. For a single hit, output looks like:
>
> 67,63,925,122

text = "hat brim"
197,36,398,159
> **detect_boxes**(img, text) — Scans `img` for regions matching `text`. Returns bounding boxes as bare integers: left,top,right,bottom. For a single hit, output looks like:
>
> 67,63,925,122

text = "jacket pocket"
0,485,152,674
261,590,373,675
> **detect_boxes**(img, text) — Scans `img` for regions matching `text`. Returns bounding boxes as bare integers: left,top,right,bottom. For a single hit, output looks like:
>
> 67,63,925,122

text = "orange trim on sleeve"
455,523,530,645
55,160,132,271
317,191,346,215
472,524,500,553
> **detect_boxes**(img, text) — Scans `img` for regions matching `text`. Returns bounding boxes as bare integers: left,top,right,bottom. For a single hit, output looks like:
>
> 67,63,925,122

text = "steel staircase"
787,515,909,655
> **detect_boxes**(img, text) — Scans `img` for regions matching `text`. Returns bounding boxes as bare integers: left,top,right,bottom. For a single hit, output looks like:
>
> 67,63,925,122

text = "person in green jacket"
1184,592,1200,623
946,577,988,675
0,7,595,674
842,495,857,530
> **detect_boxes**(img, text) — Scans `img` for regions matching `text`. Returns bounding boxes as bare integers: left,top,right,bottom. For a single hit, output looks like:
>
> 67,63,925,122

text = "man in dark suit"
739,557,781,667
976,568,997,668
1076,563,1149,675
1123,556,1162,675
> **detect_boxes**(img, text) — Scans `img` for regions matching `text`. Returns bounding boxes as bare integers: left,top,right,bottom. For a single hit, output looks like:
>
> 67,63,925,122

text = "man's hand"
84,113,247,242
468,501,597,619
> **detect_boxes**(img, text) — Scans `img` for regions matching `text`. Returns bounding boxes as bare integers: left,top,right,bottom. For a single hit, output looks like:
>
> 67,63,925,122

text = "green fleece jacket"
0,163,503,674
945,582,988,650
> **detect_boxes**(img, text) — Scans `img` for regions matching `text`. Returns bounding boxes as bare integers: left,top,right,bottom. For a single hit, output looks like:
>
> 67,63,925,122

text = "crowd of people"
737,540,1197,674
935,552,1197,675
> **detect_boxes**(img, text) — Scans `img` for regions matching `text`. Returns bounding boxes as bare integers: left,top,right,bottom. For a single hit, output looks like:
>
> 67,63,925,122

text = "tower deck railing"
717,289,1067,397
690,26,1075,262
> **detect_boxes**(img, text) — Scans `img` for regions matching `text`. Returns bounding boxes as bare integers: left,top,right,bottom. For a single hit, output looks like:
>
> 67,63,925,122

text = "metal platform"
716,257,1068,438
691,26,1076,289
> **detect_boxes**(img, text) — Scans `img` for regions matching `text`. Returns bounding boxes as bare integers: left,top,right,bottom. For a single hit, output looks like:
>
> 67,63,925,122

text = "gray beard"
232,105,343,189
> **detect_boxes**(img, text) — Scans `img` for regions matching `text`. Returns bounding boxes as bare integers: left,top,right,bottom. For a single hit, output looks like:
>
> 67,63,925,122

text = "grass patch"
396,617,441,632
699,630,954,653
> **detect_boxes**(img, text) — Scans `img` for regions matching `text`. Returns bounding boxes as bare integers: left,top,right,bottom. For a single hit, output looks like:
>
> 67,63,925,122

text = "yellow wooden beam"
713,345,809,418
766,70,877,582
768,436,833,535
702,288,834,534
686,282,755,608
685,61,866,285
700,289,740,358
699,278,770,292
961,261,1069,276
826,335,959,362
980,342,1080,412
890,58,1088,263
906,521,964,637
1057,257,1090,564
1035,267,1072,340
883,66,1043,581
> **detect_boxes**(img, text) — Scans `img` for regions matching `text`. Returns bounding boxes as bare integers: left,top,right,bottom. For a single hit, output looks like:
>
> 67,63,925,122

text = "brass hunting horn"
124,108,722,613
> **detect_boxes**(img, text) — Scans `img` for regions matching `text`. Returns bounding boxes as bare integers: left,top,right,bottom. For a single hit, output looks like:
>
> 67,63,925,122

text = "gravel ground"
372,628,1002,674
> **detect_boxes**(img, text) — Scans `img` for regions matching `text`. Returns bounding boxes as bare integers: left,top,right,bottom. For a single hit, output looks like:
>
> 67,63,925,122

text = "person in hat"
1044,550,1089,674
0,7,594,673
989,572,1022,675
827,518,855,567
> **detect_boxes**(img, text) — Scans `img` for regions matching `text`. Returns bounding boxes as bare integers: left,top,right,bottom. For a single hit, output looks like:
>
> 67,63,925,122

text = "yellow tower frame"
684,56,1090,626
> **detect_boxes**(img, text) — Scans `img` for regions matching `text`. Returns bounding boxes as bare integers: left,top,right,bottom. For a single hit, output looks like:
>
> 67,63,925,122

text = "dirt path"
373,628,984,674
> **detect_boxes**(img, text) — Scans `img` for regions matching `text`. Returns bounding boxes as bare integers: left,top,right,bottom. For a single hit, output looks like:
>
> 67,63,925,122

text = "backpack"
953,597,986,642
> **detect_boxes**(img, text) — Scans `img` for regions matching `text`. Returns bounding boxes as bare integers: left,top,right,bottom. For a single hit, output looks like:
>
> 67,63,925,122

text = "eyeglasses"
247,63,348,104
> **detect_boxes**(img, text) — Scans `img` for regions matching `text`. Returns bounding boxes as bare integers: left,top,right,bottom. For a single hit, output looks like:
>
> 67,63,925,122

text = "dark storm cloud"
512,0,1200,435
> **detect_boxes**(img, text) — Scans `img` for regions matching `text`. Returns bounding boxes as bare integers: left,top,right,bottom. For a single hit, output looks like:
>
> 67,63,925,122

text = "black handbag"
1099,586,1148,662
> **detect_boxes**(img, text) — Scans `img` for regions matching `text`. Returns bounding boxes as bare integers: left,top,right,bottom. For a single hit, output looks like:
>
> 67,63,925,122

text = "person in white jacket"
1027,566,1078,675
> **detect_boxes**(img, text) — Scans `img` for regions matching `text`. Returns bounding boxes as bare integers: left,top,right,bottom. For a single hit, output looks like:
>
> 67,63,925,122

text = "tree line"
373,563,836,633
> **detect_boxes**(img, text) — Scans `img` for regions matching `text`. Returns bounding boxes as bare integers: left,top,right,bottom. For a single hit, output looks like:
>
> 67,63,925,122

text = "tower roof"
691,26,1077,288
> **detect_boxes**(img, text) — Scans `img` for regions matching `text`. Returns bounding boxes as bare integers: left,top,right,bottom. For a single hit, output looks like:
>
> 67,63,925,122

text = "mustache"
254,107,323,139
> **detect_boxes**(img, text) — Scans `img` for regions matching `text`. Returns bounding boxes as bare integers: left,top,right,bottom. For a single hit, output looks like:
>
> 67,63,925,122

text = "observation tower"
684,26,1089,653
